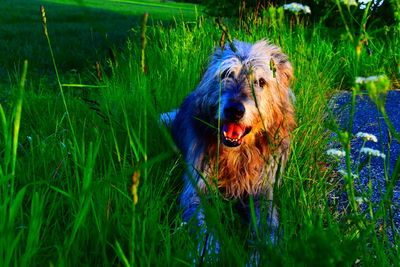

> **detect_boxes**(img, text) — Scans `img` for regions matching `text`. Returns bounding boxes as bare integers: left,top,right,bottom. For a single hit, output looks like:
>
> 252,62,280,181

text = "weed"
0,1,399,266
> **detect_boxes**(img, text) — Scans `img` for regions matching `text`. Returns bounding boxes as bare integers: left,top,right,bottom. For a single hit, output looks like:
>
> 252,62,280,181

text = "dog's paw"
190,228,220,265
198,231,220,256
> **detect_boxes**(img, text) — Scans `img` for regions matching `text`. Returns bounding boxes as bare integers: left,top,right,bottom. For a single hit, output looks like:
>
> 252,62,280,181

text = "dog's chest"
207,145,277,198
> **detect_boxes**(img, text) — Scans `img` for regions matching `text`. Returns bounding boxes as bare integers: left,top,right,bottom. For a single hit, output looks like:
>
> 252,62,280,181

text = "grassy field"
0,0,198,88
1,0,400,266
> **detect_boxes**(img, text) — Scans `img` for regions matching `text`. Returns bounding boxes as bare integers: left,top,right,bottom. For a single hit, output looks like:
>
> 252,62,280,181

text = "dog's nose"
224,102,245,121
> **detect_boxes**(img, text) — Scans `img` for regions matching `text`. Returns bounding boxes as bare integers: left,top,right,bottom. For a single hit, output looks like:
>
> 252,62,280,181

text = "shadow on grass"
0,0,197,87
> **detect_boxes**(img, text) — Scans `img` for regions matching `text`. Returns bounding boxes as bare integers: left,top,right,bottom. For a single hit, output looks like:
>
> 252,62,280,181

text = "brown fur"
172,40,296,227
199,100,295,199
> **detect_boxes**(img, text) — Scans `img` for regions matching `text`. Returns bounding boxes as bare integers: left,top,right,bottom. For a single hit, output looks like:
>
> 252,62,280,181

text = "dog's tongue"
222,123,245,139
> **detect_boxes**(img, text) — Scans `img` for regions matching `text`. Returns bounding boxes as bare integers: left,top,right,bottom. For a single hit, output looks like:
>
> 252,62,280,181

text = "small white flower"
177,222,187,231
355,75,385,84
341,0,358,6
327,149,346,157
360,147,386,159
355,77,365,84
283,3,311,14
365,76,383,82
355,196,365,205
338,169,358,178
355,132,378,142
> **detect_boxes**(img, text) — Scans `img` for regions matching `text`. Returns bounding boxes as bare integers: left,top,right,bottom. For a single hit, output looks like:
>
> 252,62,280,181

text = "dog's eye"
220,69,234,80
258,78,267,87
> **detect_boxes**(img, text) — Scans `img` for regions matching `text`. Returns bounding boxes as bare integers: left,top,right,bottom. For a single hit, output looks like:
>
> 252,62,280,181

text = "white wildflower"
283,3,311,14
355,77,364,84
365,75,384,82
341,0,358,6
175,221,187,232
355,196,365,205
355,75,385,84
355,132,378,142
327,149,346,157
360,147,386,159
338,169,358,178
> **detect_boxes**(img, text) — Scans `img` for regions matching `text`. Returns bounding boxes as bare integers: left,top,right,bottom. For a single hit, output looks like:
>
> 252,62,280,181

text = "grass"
1,1,400,266
0,0,198,89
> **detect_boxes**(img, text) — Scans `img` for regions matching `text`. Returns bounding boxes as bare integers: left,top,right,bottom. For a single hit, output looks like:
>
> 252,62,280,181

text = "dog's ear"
271,52,293,88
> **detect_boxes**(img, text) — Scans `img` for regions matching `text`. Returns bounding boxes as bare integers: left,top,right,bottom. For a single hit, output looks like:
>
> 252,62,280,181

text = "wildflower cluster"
282,3,311,14
338,169,358,178
354,75,390,110
327,148,346,158
360,147,386,159
355,75,385,84
355,132,378,143
340,0,358,7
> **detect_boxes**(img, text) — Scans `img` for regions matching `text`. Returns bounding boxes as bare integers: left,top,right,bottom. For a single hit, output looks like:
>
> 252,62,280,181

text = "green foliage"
200,0,398,29
200,0,265,18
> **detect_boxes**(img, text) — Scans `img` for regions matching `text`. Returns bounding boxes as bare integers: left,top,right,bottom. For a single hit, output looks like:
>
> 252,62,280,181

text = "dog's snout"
224,102,245,121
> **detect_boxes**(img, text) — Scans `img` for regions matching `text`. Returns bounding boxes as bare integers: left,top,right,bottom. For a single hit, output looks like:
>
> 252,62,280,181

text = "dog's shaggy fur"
172,40,295,230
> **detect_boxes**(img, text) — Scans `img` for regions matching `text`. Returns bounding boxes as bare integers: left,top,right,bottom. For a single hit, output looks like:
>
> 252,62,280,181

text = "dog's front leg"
264,204,280,244
181,174,220,259
250,195,280,244
181,175,205,226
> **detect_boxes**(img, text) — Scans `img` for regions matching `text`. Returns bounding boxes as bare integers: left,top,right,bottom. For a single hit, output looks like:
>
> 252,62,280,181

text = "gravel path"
332,90,400,230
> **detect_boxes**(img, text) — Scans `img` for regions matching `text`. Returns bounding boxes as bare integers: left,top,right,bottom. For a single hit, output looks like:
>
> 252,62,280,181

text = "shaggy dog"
172,40,295,240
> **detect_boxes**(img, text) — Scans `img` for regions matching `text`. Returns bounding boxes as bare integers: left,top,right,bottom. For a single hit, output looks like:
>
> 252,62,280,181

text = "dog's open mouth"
222,123,251,147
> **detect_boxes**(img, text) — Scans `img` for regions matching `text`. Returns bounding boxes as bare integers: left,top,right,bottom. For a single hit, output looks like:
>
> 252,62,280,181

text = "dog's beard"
221,123,251,147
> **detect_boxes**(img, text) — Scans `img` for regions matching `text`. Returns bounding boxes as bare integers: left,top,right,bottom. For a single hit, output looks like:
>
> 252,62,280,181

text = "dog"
172,40,295,243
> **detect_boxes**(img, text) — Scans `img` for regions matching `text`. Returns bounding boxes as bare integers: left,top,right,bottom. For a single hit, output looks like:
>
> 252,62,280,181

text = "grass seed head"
132,171,140,205
40,5,48,36
219,32,225,52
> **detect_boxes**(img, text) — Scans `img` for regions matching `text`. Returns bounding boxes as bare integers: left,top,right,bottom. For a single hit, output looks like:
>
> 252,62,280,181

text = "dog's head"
196,40,294,147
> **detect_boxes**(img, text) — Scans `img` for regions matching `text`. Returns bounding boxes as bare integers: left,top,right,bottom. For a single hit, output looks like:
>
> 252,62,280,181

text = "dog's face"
201,40,293,147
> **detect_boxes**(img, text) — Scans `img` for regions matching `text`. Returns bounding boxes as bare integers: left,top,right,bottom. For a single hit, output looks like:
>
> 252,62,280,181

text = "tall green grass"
1,3,399,266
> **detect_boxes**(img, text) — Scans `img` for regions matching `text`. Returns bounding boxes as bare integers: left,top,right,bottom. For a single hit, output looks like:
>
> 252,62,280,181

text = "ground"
333,90,400,235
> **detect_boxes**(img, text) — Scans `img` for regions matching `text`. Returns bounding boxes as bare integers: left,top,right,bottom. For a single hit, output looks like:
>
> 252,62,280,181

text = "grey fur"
172,40,295,238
